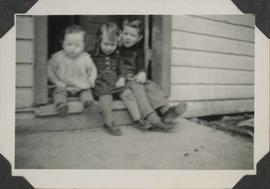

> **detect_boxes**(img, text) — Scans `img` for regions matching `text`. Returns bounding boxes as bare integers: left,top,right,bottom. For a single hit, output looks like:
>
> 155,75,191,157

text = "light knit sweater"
47,50,97,90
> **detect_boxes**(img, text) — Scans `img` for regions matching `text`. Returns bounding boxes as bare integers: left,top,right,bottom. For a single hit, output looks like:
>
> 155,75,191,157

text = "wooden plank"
35,101,84,116
16,40,34,63
151,15,171,97
85,34,96,52
169,85,254,101
171,99,254,118
16,64,33,87
16,16,34,39
172,31,254,56
86,16,115,23
81,22,101,35
16,88,33,108
172,49,254,71
194,15,255,27
35,100,127,116
171,67,254,84
172,16,254,42
34,16,49,105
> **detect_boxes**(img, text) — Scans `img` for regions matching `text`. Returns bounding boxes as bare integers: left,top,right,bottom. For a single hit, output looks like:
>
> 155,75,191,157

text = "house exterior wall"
170,15,255,117
16,15,34,109
15,15,255,117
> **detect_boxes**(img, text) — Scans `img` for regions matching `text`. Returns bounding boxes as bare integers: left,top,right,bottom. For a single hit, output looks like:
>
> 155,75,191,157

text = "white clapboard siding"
16,16,34,39
16,40,34,63
171,67,254,84
169,85,254,101
16,15,34,110
16,88,33,108
175,99,254,118
192,15,255,27
170,15,255,115
172,49,254,71
172,16,254,42
172,31,254,56
16,64,33,87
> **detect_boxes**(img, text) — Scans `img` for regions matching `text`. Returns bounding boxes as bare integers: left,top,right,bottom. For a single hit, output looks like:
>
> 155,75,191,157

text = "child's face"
100,37,118,55
121,25,142,48
62,32,85,58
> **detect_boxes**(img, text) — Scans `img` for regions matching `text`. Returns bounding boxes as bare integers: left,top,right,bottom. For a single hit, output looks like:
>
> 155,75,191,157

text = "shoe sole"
103,127,122,136
149,124,174,132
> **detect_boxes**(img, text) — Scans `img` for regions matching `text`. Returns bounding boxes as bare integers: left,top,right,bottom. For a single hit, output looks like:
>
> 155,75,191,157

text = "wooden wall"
16,15,34,109
15,15,255,118
169,15,255,117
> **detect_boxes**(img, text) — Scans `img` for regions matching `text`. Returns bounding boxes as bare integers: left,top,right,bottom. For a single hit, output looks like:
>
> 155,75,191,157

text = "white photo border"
0,0,269,188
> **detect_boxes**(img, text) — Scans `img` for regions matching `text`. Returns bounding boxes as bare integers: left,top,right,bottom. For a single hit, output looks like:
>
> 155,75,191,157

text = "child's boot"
57,103,68,117
149,121,174,132
133,119,152,131
84,100,93,110
103,122,122,136
162,102,187,124
146,112,174,132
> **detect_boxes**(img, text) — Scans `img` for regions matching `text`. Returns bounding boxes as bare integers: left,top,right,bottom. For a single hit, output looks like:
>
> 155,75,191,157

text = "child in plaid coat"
91,23,150,136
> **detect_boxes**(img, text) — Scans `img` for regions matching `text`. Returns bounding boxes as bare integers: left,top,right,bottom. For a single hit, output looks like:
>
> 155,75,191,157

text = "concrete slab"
15,119,253,169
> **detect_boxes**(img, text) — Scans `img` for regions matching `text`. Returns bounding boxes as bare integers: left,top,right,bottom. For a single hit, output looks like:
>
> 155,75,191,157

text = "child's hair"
94,23,120,52
61,25,88,44
122,19,144,35
95,22,120,43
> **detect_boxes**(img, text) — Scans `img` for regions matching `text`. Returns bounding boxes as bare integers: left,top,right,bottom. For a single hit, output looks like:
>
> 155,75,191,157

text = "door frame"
151,15,172,97
33,15,172,105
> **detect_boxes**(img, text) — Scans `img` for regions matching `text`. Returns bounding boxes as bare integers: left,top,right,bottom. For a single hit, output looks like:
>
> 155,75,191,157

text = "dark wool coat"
90,49,124,97
119,41,146,78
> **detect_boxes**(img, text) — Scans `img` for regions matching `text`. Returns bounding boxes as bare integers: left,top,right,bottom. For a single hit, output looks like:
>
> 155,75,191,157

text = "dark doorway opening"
48,16,80,57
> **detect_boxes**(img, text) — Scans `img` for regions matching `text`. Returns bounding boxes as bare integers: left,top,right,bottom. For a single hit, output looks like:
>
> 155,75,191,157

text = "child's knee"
121,89,135,101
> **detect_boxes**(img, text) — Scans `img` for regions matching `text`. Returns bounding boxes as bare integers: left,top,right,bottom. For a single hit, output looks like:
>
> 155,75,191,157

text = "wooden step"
34,100,126,117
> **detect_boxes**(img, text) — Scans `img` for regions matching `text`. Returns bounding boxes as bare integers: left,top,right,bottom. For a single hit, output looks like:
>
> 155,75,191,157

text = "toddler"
117,19,187,131
91,23,150,136
47,25,97,117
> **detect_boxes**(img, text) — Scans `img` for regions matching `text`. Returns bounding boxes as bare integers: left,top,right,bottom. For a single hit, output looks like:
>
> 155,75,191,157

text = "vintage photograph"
15,15,254,169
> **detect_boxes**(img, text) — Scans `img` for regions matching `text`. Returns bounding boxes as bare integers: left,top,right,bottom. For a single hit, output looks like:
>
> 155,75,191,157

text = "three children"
47,18,187,136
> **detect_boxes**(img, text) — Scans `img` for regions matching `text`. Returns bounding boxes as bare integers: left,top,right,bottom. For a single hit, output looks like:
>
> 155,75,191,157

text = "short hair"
96,22,120,43
63,25,88,44
122,19,144,35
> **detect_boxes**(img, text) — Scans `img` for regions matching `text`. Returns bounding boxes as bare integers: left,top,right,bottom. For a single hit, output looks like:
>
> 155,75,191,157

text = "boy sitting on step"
116,19,187,132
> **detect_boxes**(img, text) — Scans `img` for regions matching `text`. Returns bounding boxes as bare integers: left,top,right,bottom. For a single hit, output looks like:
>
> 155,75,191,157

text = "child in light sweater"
48,25,97,117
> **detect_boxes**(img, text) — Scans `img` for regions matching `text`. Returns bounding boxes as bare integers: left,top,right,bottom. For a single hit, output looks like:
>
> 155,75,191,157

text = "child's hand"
89,77,96,88
56,82,66,89
115,77,126,87
135,72,146,83
66,86,80,95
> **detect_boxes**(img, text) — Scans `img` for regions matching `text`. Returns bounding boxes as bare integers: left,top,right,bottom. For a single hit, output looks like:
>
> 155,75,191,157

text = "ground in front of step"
15,118,253,169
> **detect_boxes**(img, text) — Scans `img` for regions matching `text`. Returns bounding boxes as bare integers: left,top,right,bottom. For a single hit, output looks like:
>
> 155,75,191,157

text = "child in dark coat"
92,23,150,136
116,19,187,132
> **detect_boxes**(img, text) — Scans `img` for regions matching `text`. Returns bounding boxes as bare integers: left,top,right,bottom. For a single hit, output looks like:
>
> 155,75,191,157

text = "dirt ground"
15,118,253,169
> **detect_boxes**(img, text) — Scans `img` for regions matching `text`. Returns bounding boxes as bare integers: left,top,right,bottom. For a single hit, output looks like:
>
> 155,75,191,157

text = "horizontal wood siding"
16,15,34,108
171,15,255,117
171,99,254,117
